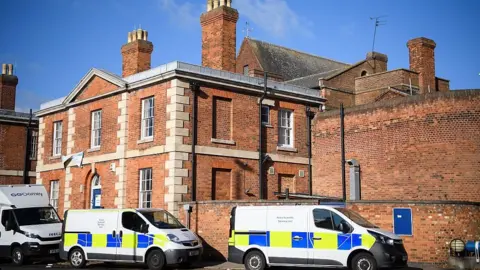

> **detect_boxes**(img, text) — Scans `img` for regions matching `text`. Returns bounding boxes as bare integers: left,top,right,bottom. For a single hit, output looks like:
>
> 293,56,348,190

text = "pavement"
0,260,461,270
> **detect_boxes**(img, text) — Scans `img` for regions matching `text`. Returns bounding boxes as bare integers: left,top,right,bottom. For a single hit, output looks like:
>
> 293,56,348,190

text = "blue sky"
1,0,479,112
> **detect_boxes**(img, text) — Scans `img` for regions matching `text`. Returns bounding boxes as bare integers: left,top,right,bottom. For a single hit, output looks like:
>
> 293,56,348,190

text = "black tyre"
244,250,266,270
146,249,165,270
351,252,377,270
69,248,87,269
11,246,25,266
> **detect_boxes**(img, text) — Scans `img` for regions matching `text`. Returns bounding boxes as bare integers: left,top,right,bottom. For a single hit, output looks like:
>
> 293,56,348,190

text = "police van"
228,205,408,270
60,208,203,269
0,185,62,265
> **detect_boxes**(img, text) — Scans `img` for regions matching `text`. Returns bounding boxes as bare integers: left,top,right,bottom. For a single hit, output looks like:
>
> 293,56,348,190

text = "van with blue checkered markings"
228,205,408,270
60,208,203,270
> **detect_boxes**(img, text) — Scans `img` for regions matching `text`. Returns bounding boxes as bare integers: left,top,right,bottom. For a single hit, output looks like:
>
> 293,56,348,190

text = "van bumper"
164,247,203,265
21,242,59,257
371,242,408,268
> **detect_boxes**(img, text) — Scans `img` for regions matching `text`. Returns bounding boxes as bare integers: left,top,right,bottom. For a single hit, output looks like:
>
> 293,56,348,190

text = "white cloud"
158,0,203,28
235,0,314,39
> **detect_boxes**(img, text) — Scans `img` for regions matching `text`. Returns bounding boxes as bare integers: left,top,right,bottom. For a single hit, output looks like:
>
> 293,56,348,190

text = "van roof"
0,185,50,208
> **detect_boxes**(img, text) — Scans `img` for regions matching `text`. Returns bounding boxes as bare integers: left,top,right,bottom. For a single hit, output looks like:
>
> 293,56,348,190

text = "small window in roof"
361,70,368,77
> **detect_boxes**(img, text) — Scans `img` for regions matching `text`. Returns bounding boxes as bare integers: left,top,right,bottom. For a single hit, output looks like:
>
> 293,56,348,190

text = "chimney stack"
121,28,153,77
201,0,238,72
407,37,436,93
0,63,18,110
366,52,388,74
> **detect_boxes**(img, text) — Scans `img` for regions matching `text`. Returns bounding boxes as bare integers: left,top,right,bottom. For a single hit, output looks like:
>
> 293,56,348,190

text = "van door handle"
293,236,303,241
119,230,123,238
112,230,116,238
313,237,322,240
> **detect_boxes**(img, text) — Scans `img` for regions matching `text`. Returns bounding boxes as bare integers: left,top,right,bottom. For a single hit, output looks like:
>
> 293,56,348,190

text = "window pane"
332,212,349,232
313,209,333,230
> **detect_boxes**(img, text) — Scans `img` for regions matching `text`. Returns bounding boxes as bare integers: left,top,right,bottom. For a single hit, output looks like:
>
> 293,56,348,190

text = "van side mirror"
140,224,149,234
339,222,350,234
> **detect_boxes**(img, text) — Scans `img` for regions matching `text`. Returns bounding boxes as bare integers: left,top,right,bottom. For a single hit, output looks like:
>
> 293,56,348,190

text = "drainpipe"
23,109,32,184
190,82,199,201
306,106,312,196
259,72,267,199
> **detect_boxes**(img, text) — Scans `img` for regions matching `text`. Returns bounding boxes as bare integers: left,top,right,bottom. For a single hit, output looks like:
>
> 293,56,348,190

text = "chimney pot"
207,0,212,11
144,30,148,41
213,0,219,8
7,64,13,75
136,29,143,40
1,64,6,75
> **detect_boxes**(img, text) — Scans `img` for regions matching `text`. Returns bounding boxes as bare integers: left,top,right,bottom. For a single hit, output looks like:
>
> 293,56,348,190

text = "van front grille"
182,240,198,247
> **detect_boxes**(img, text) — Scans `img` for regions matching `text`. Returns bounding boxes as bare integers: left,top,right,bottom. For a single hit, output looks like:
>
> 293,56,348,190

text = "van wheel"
69,248,86,268
11,247,25,266
146,249,165,270
351,252,377,270
244,250,266,270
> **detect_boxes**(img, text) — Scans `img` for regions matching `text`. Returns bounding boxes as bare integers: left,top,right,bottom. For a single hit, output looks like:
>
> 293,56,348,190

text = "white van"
228,205,408,270
60,208,203,269
0,184,62,265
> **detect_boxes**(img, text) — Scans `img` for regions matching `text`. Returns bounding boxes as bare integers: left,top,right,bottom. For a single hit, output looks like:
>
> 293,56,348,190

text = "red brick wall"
75,76,119,101
73,96,120,155
125,154,167,209
179,200,480,263
355,69,419,93
312,90,480,201
196,86,313,157
0,176,23,185
0,123,28,170
322,61,376,91
321,88,355,109
121,40,153,77
213,97,232,140
40,170,66,217
436,78,450,92
200,6,239,72
42,112,68,165
128,82,169,150
212,168,231,200
235,39,263,76
195,155,309,201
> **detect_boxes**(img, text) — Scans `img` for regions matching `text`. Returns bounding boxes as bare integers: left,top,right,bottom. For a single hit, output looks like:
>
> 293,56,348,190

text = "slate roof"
247,38,350,82
0,109,38,124
285,68,344,88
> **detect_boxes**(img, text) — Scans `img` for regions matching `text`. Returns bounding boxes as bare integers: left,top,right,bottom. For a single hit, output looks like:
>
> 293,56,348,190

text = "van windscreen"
13,207,61,226
336,208,378,228
139,210,185,229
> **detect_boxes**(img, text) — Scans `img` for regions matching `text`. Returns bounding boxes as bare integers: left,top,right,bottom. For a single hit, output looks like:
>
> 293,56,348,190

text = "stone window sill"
263,123,273,128
87,147,101,153
211,138,236,145
277,146,298,153
137,137,154,144
49,155,61,160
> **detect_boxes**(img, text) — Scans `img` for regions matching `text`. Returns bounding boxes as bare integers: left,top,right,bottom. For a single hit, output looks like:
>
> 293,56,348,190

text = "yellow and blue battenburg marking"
230,231,376,250
64,233,167,248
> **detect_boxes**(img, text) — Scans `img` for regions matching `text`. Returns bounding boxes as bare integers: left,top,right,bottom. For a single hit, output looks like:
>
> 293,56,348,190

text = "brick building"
0,64,38,185
35,0,325,217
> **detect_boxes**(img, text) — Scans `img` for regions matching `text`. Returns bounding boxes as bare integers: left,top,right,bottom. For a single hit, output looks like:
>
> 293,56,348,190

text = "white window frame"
141,97,154,139
50,180,59,210
90,110,102,148
278,109,294,147
53,121,62,156
139,168,153,208
30,130,39,160
261,105,270,125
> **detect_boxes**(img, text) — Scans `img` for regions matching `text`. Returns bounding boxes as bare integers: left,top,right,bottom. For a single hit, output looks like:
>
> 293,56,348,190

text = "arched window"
361,70,368,77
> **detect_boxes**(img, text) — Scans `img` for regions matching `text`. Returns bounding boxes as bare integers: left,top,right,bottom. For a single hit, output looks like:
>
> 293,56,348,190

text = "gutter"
23,109,32,184
259,72,267,200
190,82,199,201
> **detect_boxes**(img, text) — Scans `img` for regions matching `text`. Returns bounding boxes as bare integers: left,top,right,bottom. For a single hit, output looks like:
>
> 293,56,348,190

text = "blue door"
92,188,102,209
393,208,412,236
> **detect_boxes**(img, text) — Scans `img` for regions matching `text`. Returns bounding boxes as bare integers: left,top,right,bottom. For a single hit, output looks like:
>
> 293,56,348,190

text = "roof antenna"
370,15,387,53
243,21,253,38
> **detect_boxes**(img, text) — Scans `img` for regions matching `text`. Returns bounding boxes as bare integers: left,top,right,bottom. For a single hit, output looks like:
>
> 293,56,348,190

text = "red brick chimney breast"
121,29,154,77
407,37,436,93
201,0,239,72
0,64,18,110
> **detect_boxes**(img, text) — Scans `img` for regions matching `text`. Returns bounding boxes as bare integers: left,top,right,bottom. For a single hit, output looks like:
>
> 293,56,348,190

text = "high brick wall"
312,90,480,201
179,200,480,264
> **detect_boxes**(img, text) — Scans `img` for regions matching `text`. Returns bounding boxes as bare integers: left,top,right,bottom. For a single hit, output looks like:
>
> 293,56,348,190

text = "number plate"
189,250,199,256
49,249,59,254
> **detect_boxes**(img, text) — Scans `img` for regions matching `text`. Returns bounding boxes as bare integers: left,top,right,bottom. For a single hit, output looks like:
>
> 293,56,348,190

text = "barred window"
141,97,154,139
278,109,293,147
30,130,38,160
50,180,59,210
139,168,152,208
91,110,102,148
53,121,62,156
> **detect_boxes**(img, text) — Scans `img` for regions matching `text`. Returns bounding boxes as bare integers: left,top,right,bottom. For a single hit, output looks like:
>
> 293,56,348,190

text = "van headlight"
25,231,40,239
167,234,181,243
367,230,394,245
